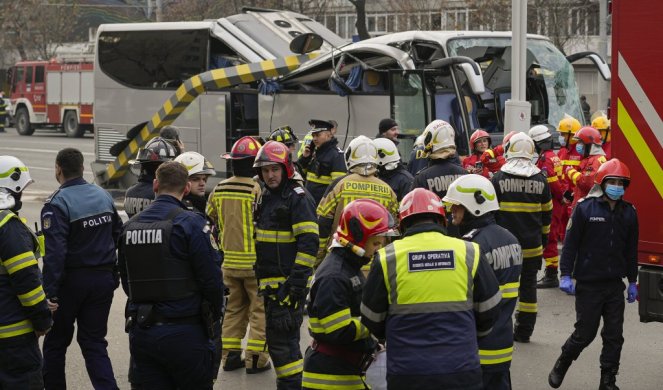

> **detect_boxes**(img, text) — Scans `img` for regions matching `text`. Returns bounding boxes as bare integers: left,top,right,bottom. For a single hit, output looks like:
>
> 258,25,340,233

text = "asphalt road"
1,128,662,389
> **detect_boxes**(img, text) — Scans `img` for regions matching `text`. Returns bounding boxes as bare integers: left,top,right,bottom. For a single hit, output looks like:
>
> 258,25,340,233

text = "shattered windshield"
447,36,584,127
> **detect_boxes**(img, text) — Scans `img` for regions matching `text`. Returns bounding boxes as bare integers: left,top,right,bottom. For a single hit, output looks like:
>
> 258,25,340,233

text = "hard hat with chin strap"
345,135,378,170
504,132,536,160
424,120,456,153
373,138,400,167
443,174,499,217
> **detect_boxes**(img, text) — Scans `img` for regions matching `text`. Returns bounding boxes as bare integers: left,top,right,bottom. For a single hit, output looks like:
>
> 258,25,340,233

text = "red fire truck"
611,0,663,323
8,57,93,137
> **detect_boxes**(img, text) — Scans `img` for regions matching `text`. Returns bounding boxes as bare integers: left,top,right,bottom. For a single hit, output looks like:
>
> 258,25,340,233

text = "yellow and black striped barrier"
101,52,318,185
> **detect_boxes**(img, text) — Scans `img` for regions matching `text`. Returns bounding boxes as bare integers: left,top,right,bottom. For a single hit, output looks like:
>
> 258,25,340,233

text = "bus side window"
361,70,385,93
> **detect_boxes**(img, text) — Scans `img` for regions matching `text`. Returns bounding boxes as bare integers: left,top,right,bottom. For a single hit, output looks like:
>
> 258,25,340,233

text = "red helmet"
470,129,491,149
594,158,631,186
574,126,603,145
398,188,446,224
253,140,295,178
222,136,262,159
502,131,517,146
334,199,397,255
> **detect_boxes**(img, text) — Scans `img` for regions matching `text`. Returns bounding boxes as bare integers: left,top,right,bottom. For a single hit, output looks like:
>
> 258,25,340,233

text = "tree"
349,0,369,40
2,0,81,61
161,0,330,22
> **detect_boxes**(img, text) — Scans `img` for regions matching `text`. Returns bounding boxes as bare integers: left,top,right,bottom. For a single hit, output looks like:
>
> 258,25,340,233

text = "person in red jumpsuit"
556,117,582,242
566,127,607,209
529,125,566,288
462,129,494,178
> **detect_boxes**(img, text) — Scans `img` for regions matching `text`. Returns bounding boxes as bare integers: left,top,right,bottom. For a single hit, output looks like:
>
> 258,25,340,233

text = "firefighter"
443,174,522,390
0,156,52,388
592,114,612,159
303,199,397,390
159,125,185,155
477,131,513,175
411,119,467,236
567,126,607,209
118,162,224,389
124,137,179,218
298,119,347,205
557,116,582,241
549,159,638,390
361,188,500,390
528,125,566,289
374,137,414,201
253,141,319,390
316,136,398,266
207,136,272,374
175,151,216,214
490,132,552,343
268,126,305,184
0,91,6,133
462,129,493,178
407,131,430,176
41,148,123,389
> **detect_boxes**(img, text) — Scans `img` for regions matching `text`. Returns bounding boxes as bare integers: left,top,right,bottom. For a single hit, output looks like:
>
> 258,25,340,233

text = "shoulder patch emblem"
43,217,51,230
293,186,305,195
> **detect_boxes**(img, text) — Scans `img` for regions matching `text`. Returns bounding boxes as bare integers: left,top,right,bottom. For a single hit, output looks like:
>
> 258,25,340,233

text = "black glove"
563,190,574,203
267,301,295,332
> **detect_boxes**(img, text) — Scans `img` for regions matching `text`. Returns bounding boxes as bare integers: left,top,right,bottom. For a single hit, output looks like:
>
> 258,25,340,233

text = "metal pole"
505,0,532,133
598,0,609,113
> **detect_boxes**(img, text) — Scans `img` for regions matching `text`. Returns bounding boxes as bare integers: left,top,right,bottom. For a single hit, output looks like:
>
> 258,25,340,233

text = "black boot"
598,368,620,390
223,351,244,371
548,354,573,388
246,355,271,374
537,267,559,289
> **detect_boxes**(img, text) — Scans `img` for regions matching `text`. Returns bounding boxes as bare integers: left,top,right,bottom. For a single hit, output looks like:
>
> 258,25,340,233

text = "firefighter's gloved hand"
559,276,575,295
563,190,574,203
268,302,295,332
627,282,638,303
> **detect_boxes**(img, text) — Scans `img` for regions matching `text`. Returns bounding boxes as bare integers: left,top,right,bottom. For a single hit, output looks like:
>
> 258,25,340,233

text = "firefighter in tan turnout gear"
206,136,271,374
315,136,398,268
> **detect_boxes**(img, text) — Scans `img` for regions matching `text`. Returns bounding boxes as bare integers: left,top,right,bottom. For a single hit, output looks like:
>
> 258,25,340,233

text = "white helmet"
528,124,552,142
424,120,456,153
442,174,499,217
373,138,400,169
345,136,378,170
504,132,535,160
174,151,216,176
0,156,34,210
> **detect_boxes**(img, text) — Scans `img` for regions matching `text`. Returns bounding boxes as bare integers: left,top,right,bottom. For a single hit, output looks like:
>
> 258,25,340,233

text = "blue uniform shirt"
41,177,123,298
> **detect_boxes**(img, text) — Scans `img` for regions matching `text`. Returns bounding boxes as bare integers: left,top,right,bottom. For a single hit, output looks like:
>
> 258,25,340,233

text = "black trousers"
514,256,541,337
561,280,625,370
264,297,304,390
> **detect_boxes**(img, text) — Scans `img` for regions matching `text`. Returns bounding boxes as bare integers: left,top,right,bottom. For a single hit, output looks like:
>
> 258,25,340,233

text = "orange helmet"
398,188,446,225
558,117,582,134
334,199,397,255
470,129,491,149
574,126,603,145
253,140,295,178
222,136,262,159
594,158,631,187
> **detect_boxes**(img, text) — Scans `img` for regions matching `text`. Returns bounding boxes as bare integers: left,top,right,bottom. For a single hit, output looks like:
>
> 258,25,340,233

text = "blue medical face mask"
575,143,585,155
604,184,625,200
558,136,566,147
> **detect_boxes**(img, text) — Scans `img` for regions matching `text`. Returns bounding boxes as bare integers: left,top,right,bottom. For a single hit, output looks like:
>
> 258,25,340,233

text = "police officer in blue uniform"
253,141,319,390
549,159,638,390
124,137,179,218
118,161,224,389
444,175,523,390
298,119,347,205
41,148,122,389
0,156,52,389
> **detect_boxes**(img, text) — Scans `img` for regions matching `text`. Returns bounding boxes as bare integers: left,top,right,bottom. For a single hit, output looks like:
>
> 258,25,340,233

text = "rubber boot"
537,267,559,289
223,351,244,372
548,354,573,388
598,368,620,390
246,354,271,374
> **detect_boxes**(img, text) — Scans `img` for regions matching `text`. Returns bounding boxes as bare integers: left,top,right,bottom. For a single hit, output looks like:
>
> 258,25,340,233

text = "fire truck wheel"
64,111,84,138
15,107,35,136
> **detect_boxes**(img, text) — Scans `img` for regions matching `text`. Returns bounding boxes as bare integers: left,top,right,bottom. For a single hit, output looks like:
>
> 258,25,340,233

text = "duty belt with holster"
311,340,375,372
126,304,202,330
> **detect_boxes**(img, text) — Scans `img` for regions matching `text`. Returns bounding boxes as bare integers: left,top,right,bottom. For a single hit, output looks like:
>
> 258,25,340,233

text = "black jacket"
379,165,414,202
411,158,467,199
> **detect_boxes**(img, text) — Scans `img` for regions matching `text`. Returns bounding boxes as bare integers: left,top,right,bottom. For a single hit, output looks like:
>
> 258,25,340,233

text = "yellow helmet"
558,117,582,134
591,116,611,143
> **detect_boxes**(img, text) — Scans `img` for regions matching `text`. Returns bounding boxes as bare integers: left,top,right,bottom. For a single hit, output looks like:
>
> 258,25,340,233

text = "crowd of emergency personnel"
0,110,638,390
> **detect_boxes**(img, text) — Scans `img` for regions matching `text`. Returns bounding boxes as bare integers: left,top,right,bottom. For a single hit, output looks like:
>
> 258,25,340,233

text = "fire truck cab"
8,56,94,138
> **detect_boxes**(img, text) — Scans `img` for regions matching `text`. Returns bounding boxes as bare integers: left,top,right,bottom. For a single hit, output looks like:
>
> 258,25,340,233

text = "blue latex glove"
627,282,638,303
559,276,575,295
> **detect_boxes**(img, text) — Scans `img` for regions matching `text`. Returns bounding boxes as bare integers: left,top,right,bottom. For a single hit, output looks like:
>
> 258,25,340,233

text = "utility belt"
312,340,374,372
126,304,201,331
